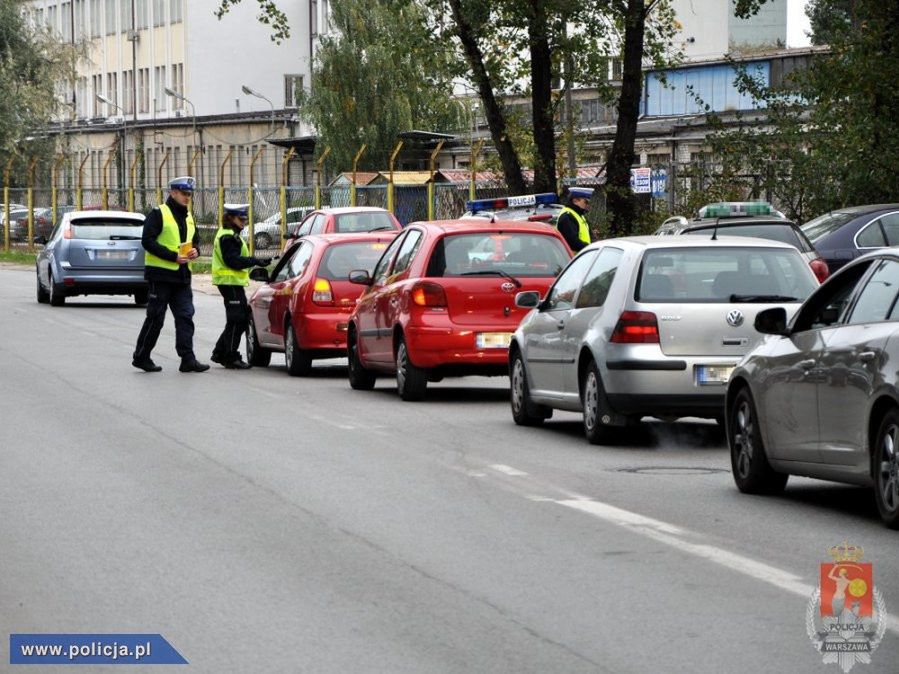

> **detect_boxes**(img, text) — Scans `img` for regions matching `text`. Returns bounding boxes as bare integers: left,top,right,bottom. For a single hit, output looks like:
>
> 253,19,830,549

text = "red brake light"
63,224,73,239
312,278,334,305
611,311,660,344
528,214,553,222
411,282,448,308
810,258,829,283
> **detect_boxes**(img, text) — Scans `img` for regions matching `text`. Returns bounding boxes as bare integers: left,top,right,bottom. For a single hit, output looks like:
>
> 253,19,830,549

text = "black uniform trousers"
133,281,196,361
212,284,249,362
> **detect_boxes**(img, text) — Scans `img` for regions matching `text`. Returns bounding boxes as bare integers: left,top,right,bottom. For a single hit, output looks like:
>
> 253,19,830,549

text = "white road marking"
489,464,529,477
557,498,899,636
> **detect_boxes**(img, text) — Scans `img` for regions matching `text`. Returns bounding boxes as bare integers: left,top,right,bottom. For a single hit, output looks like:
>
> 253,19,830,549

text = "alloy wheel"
733,401,755,479
396,343,408,393
584,371,599,430
511,358,525,415
879,423,899,513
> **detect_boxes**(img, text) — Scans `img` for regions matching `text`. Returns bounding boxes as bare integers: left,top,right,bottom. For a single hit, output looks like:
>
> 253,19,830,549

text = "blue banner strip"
10,634,187,665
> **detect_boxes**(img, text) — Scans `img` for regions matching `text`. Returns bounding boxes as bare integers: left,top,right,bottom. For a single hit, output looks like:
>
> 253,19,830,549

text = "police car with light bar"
462,193,563,224
653,201,829,282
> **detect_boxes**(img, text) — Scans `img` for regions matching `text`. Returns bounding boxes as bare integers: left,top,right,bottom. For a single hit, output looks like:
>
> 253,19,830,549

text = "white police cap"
224,203,250,218
169,176,195,192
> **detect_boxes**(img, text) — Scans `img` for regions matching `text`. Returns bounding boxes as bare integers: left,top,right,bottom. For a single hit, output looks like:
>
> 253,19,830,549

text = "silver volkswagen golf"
727,250,899,528
509,236,819,444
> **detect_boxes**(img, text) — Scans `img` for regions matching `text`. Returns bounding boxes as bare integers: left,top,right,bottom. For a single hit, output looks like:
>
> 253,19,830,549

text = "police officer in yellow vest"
556,186,593,252
210,204,272,369
132,176,209,373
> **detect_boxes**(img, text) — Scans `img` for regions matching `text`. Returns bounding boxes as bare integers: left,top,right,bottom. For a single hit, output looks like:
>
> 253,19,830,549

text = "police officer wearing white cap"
556,186,593,252
133,176,210,373
210,204,273,369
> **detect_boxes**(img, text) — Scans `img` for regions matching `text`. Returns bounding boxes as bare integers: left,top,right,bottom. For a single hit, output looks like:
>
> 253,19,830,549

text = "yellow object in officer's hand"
178,241,193,257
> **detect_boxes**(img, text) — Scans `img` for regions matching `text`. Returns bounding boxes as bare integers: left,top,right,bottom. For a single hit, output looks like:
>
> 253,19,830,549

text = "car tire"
48,272,65,306
873,408,899,529
396,337,427,401
285,322,312,376
729,387,788,494
255,232,272,250
581,360,615,445
510,351,550,426
134,290,149,306
246,317,272,367
347,330,376,390
36,269,49,304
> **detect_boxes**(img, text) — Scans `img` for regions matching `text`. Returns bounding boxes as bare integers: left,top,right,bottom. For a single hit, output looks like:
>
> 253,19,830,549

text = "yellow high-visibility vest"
144,204,195,271
558,206,591,245
212,228,250,286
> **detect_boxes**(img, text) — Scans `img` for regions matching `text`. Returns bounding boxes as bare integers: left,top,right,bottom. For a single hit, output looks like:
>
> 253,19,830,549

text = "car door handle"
556,320,565,330
798,359,816,370
859,351,876,362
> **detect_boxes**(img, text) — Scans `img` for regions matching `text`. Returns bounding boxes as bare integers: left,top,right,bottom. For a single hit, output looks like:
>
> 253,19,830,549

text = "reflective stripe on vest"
558,206,591,245
144,204,195,271
212,228,250,286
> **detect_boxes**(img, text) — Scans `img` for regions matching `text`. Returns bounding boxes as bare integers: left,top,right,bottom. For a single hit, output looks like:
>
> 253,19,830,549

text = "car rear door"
354,232,407,364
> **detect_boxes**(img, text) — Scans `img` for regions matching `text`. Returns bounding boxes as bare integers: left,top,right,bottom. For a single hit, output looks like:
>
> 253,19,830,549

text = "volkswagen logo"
501,282,516,293
726,309,744,327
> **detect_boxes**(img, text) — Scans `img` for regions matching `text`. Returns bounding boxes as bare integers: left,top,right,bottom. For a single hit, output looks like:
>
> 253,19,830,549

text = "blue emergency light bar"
466,192,558,214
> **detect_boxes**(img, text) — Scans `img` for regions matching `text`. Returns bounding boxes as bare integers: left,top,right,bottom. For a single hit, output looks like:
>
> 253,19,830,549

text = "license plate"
95,250,130,260
476,332,512,349
695,365,735,386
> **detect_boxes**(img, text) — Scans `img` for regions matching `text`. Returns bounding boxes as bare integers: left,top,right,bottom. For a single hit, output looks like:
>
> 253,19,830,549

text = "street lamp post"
164,86,197,141
241,84,275,136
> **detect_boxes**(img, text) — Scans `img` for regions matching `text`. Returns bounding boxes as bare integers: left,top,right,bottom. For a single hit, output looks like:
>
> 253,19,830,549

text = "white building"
23,0,334,191
669,0,812,62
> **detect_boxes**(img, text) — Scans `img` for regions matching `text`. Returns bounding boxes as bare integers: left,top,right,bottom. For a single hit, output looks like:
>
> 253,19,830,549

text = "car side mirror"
515,290,541,308
754,307,789,335
349,269,372,285
33,235,48,246
249,267,270,283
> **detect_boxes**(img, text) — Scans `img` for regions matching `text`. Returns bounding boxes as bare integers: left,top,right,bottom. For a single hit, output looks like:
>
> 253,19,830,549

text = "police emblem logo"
806,541,888,672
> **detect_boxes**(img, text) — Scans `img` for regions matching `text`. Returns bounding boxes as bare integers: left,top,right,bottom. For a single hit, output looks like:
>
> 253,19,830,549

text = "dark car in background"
10,208,54,241
461,193,563,224
36,210,148,306
654,201,829,283
801,204,899,274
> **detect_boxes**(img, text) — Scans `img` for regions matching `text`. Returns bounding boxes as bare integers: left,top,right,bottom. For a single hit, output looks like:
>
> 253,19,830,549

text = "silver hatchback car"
36,210,148,306
509,236,819,444
727,250,899,528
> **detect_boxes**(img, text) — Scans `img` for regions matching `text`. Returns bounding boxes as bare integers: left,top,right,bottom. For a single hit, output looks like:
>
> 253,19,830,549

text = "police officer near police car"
210,204,272,369
556,186,593,252
132,176,209,373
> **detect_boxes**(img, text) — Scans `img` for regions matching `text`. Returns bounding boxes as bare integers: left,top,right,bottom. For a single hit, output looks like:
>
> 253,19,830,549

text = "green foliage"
215,0,290,42
298,0,460,172
700,0,899,222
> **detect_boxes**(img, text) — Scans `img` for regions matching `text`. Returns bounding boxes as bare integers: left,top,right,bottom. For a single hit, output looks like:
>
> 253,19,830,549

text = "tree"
0,2,70,179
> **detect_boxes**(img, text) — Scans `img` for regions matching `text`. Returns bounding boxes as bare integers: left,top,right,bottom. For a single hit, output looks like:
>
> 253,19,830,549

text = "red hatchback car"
282,207,402,250
247,232,399,375
346,221,573,400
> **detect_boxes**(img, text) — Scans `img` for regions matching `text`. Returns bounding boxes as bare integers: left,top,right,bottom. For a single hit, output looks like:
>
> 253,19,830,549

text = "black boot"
132,357,162,372
179,359,210,373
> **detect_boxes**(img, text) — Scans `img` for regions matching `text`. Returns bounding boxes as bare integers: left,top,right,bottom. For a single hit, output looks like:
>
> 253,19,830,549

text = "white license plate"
95,250,130,260
476,332,512,349
696,365,735,386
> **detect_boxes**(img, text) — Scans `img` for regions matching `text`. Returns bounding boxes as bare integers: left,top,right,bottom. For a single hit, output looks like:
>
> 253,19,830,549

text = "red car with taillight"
280,207,403,251
345,221,573,400
246,232,399,375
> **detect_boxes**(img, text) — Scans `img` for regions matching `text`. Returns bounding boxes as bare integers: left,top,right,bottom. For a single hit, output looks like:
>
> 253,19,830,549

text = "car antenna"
712,217,720,240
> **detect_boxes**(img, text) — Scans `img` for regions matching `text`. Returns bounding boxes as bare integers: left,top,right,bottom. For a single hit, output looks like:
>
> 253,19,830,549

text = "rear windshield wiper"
460,269,522,287
368,225,395,231
729,294,798,303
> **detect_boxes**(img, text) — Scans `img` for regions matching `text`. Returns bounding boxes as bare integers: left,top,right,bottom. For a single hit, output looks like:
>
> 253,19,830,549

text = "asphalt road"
1,267,897,673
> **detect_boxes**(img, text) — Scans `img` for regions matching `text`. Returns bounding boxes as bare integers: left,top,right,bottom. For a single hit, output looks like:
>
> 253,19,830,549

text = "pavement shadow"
774,483,880,521
44,301,144,309
536,417,726,451
364,385,510,404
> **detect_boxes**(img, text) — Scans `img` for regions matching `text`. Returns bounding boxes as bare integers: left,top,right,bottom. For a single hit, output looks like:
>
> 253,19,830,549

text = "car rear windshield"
800,211,859,242
685,223,812,251
334,212,396,233
318,241,391,281
637,247,817,303
70,218,144,240
427,232,570,278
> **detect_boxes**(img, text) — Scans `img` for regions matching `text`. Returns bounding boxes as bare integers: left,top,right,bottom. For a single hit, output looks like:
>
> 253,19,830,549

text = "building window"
311,0,318,35
138,67,150,113
153,0,165,26
121,0,132,31
74,0,85,40
136,0,148,29
92,74,102,116
154,66,166,111
106,72,118,112
61,2,72,40
171,63,184,109
123,70,134,114
170,0,182,23
76,77,88,118
105,0,115,34
284,74,303,107
611,58,623,81
47,4,58,33
89,0,101,37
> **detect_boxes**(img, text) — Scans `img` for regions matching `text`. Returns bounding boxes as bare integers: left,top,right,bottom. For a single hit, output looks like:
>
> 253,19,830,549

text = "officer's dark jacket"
556,202,588,252
141,196,201,283
219,228,263,270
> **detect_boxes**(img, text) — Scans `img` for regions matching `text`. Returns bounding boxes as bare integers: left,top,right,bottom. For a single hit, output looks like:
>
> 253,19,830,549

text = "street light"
97,93,128,192
241,84,275,135
164,86,197,140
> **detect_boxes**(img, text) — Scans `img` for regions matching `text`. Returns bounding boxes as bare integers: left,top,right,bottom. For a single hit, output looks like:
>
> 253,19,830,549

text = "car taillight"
810,258,829,283
63,225,73,239
312,278,334,305
411,282,448,308
611,311,660,344
528,214,553,222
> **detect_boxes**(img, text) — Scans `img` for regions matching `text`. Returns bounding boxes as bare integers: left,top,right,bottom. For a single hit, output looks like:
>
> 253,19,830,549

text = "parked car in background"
241,206,314,250
35,210,148,306
509,236,819,444
346,220,572,400
246,232,400,375
801,203,899,274
461,192,564,224
10,207,54,241
1,208,30,238
654,201,829,282
727,249,899,528
284,207,402,250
